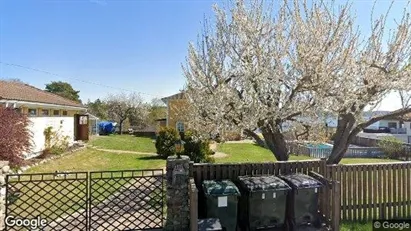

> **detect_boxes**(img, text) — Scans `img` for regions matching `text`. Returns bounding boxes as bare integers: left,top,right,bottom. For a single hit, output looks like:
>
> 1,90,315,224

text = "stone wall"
165,156,190,230
0,161,10,230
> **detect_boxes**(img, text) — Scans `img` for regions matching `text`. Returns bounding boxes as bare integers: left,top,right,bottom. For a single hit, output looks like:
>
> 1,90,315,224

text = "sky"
0,0,409,110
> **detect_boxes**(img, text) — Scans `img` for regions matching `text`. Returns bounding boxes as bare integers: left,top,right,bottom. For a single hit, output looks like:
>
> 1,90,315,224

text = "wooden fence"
326,162,411,222
189,159,411,228
189,159,340,230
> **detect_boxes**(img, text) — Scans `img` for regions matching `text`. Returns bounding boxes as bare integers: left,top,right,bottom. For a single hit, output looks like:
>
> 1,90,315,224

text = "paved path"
89,146,157,156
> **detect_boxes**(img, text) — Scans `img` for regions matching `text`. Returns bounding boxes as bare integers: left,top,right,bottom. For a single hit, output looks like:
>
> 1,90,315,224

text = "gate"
5,169,164,231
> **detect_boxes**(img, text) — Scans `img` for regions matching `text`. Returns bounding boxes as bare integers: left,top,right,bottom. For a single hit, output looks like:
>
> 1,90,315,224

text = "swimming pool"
306,143,333,149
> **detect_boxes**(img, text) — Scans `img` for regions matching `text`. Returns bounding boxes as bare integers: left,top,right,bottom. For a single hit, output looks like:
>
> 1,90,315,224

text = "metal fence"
5,169,164,231
287,141,385,158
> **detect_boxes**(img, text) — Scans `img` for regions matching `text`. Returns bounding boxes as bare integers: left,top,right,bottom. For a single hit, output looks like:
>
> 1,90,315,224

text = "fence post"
332,180,341,231
189,178,198,231
0,161,9,231
320,158,327,177
165,156,191,231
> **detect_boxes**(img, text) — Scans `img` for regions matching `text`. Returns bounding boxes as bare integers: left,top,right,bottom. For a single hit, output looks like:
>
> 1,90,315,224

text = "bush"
377,136,405,159
223,131,242,141
0,107,31,166
43,126,70,155
155,127,179,159
182,130,214,163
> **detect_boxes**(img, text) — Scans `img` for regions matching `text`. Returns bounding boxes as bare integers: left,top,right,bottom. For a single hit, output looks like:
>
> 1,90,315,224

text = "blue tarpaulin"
98,121,117,135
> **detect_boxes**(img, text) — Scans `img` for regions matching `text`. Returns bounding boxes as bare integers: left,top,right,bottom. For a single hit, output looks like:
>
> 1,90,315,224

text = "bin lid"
202,180,240,196
279,173,322,189
238,175,291,192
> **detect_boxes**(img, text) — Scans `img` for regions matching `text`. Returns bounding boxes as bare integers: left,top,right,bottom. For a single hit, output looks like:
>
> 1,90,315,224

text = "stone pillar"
0,161,10,230
165,156,190,231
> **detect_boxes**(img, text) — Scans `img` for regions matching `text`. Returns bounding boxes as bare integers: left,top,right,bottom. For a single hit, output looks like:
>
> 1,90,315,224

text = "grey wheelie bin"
202,180,241,231
237,175,292,230
279,174,323,230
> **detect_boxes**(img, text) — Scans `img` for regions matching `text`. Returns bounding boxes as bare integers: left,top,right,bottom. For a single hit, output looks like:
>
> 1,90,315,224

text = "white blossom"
183,0,411,162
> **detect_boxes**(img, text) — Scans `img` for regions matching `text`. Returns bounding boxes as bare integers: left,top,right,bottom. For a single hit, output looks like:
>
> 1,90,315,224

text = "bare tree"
106,92,146,134
183,0,411,163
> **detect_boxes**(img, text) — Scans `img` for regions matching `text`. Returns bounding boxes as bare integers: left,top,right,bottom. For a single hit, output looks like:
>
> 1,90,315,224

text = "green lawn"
217,143,399,164
26,148,165,173
10,148,165,222
341,222,372,231
18,140,400,230
89,135,156,153
216,143,312,163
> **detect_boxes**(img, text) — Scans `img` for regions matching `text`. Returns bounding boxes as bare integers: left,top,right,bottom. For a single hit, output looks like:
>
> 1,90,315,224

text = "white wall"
25,117,75,159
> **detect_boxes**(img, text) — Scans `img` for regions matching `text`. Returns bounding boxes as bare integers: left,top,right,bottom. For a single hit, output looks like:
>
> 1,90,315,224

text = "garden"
3,130,403,231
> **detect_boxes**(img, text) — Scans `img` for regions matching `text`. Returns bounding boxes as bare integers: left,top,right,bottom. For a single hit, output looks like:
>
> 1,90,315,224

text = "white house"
0,80,88,158
324,111,411,143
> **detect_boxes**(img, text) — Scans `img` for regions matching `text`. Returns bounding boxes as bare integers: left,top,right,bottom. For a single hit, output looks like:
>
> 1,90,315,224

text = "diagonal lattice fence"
5,170,165,231
89,169,164,230
6,172,88,231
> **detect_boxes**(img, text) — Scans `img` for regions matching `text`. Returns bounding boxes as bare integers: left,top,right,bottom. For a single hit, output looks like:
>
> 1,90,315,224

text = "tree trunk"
261,126,289,161
243,129,266,147
327,114,356,164
119,121,124,135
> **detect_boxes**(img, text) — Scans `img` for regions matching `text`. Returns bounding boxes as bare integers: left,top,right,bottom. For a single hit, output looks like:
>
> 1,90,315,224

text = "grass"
217,143,399,164
9,148,166,221
26,148,165,173
216,143,313,163
89,134,156,153
341,222,372,231
15,139,403,229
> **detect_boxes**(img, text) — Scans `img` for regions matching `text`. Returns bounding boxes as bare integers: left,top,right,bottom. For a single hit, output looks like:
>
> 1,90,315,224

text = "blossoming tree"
183,0,411,163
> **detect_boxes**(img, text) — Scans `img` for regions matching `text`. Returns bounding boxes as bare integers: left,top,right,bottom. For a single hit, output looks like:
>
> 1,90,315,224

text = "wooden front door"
74,114,89,141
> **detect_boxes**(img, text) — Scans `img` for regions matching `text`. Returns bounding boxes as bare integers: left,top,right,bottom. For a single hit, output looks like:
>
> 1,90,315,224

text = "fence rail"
190,160,325,188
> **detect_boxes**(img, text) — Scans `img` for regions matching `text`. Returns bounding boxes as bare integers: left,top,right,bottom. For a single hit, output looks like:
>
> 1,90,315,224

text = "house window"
62,111,68,116
176,121,185,132
53,110,60,116
28,109,37,117
388,122,397,129
41,109,49,116
79,116,88,125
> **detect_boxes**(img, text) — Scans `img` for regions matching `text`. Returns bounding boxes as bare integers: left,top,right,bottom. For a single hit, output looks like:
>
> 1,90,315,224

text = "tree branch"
357,108,411,130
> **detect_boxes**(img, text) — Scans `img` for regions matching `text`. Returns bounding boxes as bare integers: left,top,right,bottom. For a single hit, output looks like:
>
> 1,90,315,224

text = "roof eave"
0,99,87,110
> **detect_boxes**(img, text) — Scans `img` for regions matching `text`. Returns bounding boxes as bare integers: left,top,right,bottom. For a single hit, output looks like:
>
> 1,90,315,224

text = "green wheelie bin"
202,180,240,231
279,173,323,230
237,175,291,230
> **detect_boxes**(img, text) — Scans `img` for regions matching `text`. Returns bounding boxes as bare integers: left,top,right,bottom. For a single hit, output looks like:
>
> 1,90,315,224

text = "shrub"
0,107,31,166
155,127,179,159
223,132,242,141
43,126,70,155
182,130,214,163
377,136,405,159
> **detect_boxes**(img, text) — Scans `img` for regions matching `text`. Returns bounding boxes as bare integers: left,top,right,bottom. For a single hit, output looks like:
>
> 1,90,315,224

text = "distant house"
160,92,188,133
0,80,88,158
160,92,243,139
322,111,411,143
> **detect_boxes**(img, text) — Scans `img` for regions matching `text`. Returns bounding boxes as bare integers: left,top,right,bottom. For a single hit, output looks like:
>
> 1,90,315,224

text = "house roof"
0,80,85,108
86,112,99,120
161,92,185,103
